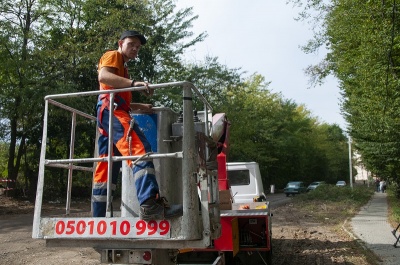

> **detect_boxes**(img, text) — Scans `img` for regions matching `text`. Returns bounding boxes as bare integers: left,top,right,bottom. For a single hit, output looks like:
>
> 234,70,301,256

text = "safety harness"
98,93,131,137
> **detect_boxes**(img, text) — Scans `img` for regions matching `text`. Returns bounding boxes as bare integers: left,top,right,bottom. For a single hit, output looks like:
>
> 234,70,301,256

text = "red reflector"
143,251,151,261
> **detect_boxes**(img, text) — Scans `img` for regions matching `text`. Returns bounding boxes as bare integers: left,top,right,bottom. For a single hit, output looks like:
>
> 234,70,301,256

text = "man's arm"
98,66,132,88
99,66,152,96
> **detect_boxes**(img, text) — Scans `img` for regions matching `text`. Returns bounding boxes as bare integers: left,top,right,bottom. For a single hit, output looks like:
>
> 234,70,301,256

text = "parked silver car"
336,180,346,187
307,181,326,192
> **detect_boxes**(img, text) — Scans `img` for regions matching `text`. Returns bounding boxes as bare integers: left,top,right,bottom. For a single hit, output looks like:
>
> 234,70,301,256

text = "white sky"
175,0,347,130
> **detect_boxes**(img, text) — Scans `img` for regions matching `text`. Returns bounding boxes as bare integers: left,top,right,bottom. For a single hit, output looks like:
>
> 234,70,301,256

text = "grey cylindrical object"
181,85,201,239
121,161,139,217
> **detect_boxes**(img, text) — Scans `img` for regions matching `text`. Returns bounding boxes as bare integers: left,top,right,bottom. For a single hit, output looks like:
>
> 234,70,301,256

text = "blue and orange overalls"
92,50,159,217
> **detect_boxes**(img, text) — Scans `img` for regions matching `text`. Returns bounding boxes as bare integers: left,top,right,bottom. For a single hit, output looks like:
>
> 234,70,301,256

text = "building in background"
354,153,369,184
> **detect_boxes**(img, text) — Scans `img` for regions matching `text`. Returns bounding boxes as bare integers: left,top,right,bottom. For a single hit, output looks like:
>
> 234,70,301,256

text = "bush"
300,184,374,204
387,187,400,225
292,184,375,224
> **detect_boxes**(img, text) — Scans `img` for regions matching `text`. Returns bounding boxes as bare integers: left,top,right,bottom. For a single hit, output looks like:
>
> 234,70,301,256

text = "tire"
266,241,273,265
225,252,244,265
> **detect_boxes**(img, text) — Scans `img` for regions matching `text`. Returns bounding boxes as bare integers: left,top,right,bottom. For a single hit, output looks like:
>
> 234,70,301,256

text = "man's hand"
134,81,154,97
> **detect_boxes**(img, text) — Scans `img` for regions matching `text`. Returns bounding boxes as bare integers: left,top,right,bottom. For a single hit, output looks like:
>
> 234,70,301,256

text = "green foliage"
294,184,375,224
152,55,243,112
293,185,374,225
301,184,374,203
0,0,206,198
388,186,400,224
220,74,350,189
288,0,400,197
0,142,8,178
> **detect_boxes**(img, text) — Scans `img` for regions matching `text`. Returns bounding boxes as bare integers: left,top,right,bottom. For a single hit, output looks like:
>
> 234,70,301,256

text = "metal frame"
32,81,219,250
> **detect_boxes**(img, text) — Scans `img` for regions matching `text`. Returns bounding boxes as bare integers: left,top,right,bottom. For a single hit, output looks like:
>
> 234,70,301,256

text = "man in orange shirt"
92,30,182,220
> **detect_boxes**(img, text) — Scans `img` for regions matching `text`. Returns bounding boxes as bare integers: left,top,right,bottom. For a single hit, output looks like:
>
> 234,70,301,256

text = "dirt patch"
0,196,100,265
271,202,379,265
0,196,379,265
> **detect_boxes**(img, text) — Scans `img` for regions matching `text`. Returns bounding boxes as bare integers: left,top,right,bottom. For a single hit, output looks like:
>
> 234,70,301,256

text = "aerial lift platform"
32,81,272,264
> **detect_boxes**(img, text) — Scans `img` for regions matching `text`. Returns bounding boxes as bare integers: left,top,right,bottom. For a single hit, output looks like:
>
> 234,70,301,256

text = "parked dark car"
284,181,307,197
307,181,326,192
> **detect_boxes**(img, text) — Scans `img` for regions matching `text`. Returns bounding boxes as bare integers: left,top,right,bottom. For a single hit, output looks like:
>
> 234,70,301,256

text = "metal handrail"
45,152,184,165
44,81,213,112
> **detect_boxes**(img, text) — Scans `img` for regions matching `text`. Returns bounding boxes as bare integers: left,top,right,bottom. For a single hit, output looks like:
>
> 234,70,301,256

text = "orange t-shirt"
98,50,131,105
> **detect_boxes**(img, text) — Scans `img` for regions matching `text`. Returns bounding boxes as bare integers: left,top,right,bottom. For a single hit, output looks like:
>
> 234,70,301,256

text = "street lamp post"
348,136,353,189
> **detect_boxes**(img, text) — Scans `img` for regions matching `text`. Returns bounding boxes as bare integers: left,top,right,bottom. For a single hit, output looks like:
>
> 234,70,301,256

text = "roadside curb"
341,218,369,251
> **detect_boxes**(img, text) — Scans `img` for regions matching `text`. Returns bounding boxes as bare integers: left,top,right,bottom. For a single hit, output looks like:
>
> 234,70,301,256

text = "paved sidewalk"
351,192,400,265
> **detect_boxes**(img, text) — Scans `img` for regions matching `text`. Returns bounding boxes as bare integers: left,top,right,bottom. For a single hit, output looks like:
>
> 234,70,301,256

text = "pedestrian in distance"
375,178,380,192
380,180,387,193
92,30,183,220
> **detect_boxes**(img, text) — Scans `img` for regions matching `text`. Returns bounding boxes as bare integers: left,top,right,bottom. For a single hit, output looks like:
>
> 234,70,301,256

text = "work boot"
140,196,183,221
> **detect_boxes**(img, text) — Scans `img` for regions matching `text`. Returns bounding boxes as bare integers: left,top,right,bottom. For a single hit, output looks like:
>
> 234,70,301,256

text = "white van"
227,162,266,203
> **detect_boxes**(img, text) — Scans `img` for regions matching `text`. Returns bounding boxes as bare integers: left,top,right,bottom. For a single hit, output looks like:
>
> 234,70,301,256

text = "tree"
289,0,400,195
0,0,209,198
218,74,349,189
0,0,54,194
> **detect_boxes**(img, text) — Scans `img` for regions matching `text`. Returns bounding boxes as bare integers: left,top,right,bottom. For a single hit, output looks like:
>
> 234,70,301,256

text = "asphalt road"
265,192,291,209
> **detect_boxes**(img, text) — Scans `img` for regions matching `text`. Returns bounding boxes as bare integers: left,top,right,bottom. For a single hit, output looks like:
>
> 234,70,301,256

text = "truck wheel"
225,252,244,265
266,245,273,265
232,250,274,265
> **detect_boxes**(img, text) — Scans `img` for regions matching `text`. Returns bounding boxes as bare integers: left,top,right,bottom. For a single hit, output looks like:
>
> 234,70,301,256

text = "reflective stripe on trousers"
92,103,159,217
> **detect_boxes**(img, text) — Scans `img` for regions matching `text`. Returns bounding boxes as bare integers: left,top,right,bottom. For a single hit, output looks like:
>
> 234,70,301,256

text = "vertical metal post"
106,92,115,217
204,104,209,136
200,173,211,240
66,112,77,215
204,104,209,160
32,99,49,238
348,136,353,189
182,84,201,239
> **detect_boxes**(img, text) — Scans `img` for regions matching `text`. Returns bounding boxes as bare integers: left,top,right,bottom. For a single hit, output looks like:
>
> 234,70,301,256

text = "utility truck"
32,82,272,264
227,162,266,204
